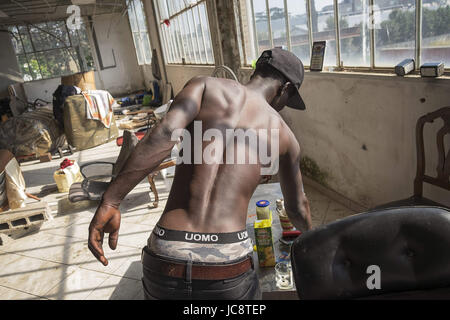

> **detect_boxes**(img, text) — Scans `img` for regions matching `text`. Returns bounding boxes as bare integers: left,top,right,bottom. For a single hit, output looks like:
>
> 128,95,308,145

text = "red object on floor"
60,158,74,169
282,230,302,239
116,131,146,146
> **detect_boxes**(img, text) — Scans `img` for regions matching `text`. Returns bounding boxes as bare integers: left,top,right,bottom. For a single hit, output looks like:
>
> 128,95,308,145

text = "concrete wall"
89,13,146,96
275,71,450,208
0,29,22,98
23,78,60,103
166,64,216,94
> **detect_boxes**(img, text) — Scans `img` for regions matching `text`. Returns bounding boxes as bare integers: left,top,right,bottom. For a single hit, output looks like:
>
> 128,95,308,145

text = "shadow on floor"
109,260,144,300
57,198,99,216
56,188,161,217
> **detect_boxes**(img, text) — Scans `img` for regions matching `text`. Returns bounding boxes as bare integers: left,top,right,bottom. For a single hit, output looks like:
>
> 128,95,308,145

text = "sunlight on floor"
0,140,356,300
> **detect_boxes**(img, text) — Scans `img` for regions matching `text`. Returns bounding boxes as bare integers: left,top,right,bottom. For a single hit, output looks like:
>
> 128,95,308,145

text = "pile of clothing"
82,90,118,129
53,85,118,129
52,85,81,129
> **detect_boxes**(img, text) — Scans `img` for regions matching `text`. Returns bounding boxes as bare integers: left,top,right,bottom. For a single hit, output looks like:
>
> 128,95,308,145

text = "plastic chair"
68,130,176,208
211,65,239,82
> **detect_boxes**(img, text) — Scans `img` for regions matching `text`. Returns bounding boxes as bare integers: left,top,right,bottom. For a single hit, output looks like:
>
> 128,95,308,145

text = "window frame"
154,0,215,65
127,0,153,66
239,0,450,72
9,20,94,82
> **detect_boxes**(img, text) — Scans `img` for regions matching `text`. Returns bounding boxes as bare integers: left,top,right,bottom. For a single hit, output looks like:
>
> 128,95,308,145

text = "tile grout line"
320,200,333,226
41,265,93,300
83,259,143,300
36,265,79,300
0,247,141,279
0,283,47,300
39,230,153,249
82,272,118,300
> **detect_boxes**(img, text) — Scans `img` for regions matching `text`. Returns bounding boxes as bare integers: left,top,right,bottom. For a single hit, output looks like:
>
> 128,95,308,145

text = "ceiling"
0,0,127,26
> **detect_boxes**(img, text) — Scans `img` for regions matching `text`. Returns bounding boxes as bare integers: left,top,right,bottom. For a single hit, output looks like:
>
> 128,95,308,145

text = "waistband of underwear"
153,225,250,244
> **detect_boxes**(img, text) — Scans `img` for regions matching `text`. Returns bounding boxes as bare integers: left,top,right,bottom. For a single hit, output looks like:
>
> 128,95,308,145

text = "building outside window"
237,0,450,70
9,20,94,82
154,0,214,64
128,0,153,65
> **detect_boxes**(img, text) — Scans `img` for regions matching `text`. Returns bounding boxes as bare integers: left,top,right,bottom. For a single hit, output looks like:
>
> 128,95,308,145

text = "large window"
417,2,450,66
340,0,371,67
128,0,153,65
374,0,416,67
9,20,94,82
155,0,214,64
238,0,450,70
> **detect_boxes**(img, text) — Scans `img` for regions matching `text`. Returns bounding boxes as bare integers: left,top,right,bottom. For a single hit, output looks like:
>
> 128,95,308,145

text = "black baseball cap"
255,47,306,110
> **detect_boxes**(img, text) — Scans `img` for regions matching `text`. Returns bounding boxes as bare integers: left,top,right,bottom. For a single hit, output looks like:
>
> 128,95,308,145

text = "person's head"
251,48,306,112
251,63,296,111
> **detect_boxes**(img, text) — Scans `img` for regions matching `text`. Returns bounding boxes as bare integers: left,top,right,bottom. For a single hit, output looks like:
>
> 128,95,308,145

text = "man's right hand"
88,202,121,266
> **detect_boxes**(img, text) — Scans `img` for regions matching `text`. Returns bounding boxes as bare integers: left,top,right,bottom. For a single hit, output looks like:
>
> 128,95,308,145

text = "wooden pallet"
0,201,51,235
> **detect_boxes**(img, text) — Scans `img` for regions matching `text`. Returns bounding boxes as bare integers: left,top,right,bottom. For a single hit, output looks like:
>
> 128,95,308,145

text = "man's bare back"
88,72,311,266
159,76,299,233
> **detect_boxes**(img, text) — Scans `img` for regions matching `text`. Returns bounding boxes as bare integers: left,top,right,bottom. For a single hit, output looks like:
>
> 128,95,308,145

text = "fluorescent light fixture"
0,10,9,18
71,0,96,5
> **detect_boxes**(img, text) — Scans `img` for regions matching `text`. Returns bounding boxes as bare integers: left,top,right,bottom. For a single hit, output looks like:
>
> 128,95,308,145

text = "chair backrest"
414,107,450,197
8,83,28,117
162,82,173,105
112,130,139,178
211,65,239,82
291,206,450,299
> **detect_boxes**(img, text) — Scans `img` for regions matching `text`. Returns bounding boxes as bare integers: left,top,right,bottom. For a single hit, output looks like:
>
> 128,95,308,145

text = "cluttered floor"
0,137,356,300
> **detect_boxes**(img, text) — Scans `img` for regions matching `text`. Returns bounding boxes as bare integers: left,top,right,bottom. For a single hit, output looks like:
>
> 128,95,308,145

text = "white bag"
4,158,27,209
54,161,83,193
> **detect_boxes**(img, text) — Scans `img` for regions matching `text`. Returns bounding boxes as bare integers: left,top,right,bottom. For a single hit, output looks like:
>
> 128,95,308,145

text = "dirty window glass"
421,4,450,67
8,19,94,82
287,0,311,65
237,0,450,70
128,0,153,65
373,0,416,67
154,0,214,64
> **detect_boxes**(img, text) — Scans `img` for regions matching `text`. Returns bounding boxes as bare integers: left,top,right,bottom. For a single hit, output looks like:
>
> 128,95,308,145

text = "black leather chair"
291,206,450,299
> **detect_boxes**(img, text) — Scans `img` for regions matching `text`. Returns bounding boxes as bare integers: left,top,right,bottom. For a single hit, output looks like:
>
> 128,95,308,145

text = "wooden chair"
374,106,450,209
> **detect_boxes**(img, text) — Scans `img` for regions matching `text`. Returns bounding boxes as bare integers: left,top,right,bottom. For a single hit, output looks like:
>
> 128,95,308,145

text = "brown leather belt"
142,248,253,281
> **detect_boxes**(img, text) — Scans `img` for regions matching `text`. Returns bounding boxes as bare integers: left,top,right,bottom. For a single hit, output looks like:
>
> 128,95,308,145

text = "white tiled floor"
0,139,357,300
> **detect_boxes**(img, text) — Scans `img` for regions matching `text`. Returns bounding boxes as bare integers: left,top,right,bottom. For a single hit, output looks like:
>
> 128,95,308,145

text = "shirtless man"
88,48,312,300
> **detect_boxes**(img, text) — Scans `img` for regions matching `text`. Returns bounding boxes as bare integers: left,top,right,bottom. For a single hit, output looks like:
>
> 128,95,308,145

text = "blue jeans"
141,247,262,300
